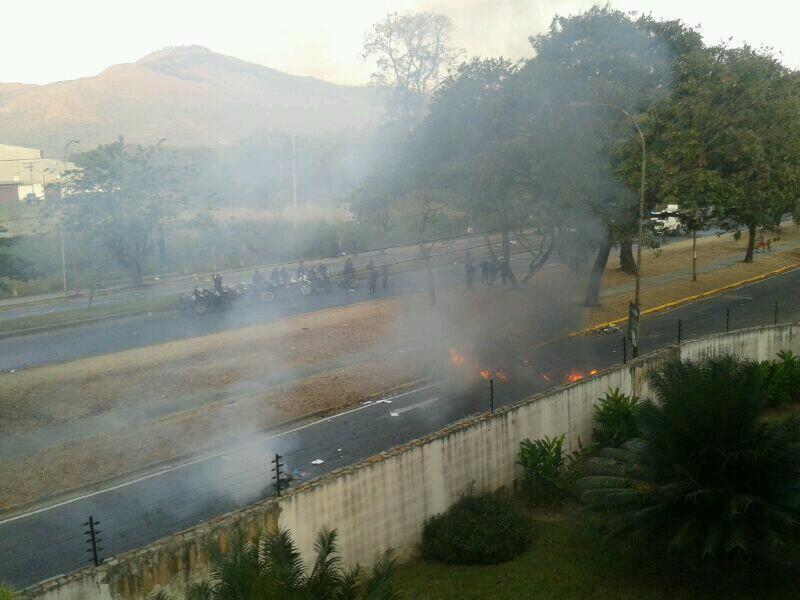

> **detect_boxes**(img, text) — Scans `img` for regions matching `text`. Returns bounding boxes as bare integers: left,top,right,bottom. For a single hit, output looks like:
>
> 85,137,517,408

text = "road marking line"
0,382,440,526
389,396,440,416
574,262,800,336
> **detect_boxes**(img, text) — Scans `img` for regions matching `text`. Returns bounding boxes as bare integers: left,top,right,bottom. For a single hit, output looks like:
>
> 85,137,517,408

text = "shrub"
422,491,530,565
579,354,800,568
0,584,19,600
760,350,800,407
517,434,581,506
592,388,640,448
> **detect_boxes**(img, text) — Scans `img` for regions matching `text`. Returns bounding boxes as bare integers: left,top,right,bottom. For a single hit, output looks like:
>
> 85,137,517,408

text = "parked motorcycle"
181,285,239,315
339,273,359,292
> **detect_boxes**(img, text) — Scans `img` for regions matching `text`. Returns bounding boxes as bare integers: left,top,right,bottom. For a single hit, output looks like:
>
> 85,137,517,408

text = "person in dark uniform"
343,257,355,278
487,260,497,285
213,273,223,293
381,263,389,290
252,269,264,289
499,257,508,285
465,249,475,289
366,259,376,294
368,266,379,295
269,268,282,285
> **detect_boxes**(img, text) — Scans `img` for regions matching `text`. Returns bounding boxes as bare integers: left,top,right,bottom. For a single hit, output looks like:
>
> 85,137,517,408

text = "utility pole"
272,453,284,497
62,140,80,296
568,102,645,358
83,516,103,567
291,133,298,206
489,378,494,414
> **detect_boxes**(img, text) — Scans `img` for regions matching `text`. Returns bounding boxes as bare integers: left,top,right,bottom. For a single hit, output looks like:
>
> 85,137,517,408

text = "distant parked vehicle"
651,204,682,234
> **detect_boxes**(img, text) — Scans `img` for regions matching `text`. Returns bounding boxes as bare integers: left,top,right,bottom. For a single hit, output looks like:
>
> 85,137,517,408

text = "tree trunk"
619,239,637,275
583,239,613,307
744,224,756,263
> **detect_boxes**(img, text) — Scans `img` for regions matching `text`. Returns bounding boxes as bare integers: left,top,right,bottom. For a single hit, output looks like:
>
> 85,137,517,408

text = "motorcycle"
181,285,239,315
339,273,359,292
259,280,287,303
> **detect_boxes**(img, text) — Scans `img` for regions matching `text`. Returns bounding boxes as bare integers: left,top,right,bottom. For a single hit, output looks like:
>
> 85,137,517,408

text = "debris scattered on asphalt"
390,411,399,417
310,459,324,465
588,324,621,336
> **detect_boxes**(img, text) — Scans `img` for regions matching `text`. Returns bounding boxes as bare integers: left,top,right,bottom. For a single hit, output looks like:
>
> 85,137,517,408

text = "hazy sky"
3,1,799,85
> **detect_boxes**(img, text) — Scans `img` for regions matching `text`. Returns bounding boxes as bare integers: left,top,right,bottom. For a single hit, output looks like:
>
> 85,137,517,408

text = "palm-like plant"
0,583,19,600
579,355,800,567
149,527,400,599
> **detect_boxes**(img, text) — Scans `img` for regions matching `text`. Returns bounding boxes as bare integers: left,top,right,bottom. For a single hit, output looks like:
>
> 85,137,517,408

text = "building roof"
0,143,62,186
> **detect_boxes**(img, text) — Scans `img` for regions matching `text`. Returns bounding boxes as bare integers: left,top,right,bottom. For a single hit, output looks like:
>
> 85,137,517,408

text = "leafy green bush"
422,491,530,565
592,388,640,448
0,584,19,600
760,350,800,407
148,527,399,599
579,354,800,568
517,434,581,506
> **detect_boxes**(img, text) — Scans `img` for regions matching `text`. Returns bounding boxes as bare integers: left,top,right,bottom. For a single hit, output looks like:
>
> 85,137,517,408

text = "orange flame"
541,373,551,381
563,368,599,383
449,348,465,366
479,369,491,380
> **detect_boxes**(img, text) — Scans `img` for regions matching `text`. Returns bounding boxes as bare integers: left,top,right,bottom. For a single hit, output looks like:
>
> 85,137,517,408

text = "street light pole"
62,140,80,296
568,102,646,356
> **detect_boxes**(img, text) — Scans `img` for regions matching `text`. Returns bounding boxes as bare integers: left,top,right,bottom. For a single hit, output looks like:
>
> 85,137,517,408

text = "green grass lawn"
395,517,800,600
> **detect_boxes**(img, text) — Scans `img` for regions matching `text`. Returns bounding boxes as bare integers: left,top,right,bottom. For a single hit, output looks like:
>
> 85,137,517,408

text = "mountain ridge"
0,46,384,156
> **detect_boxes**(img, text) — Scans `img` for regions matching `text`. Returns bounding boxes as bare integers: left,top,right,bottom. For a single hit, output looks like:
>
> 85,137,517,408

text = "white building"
0,144,65,204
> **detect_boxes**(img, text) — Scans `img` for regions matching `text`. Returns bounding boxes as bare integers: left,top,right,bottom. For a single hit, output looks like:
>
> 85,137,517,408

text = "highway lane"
2,267,799,587
0,248,535,372
0,229,717,372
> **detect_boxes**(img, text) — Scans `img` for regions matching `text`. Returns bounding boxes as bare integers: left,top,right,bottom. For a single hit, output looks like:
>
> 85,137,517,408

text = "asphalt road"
0,247,535,372
1,267,799,588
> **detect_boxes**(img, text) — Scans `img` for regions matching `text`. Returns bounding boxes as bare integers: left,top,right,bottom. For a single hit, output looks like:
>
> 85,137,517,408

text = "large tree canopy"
61,137,182,286
641,45,800,262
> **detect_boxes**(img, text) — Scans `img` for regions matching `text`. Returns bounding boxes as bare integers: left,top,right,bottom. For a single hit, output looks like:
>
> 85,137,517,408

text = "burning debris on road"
449,347,509,383
563,369,599,383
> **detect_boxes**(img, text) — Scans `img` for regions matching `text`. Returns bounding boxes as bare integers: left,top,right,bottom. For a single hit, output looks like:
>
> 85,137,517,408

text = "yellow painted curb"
574,261,800,337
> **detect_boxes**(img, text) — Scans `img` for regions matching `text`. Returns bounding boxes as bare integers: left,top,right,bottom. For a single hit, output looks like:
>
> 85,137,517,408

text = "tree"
580,355,800,567
61,137,182,286
0,224,36,291
520,7,695,305
363,12,461,124
640,45,800,263
148,527,400,599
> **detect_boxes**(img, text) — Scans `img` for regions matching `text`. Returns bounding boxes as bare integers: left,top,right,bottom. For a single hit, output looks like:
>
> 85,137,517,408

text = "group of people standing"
463,249,509,289
250,256,389,295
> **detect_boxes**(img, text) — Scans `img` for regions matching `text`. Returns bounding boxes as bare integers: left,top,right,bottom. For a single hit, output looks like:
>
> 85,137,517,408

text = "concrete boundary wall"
26,324,800,599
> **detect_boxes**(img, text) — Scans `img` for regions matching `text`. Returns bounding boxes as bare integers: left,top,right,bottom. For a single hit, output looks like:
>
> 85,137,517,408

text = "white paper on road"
310,459,324,465
389,397,440,417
